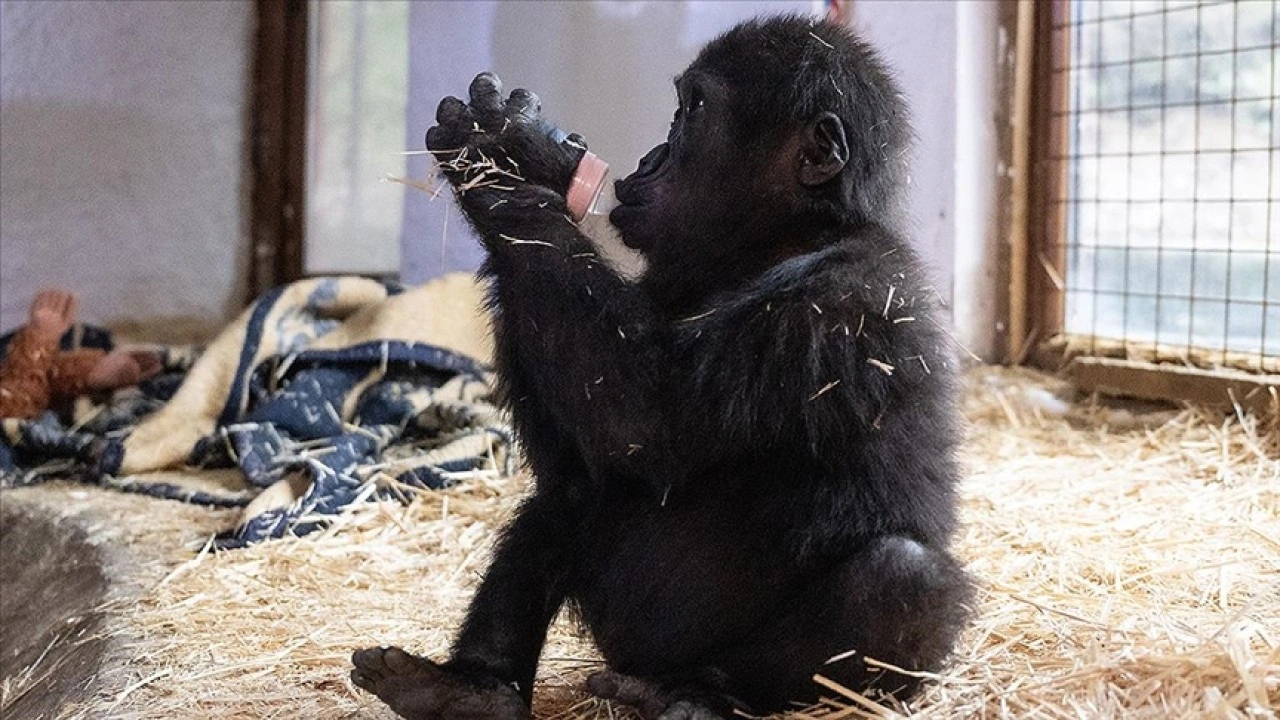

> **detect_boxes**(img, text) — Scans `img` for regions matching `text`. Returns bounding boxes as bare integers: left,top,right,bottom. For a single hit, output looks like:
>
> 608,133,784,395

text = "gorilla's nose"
615,143,669,206
635,143,670,178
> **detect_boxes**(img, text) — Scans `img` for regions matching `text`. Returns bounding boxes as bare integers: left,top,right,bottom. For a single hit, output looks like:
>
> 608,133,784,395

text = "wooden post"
248,0,308,302
1023,0,1071,367
1007,0,1035,363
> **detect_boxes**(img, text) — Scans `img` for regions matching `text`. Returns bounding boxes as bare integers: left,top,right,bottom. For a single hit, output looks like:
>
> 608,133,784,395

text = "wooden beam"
1041,334,1279,375
1024,0,1071,362
248,0,308,301
1068,357,1280,415
1006,0,1035,363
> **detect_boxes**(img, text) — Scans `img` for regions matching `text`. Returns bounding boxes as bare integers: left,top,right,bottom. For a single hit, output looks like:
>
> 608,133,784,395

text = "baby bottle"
566,152,617,223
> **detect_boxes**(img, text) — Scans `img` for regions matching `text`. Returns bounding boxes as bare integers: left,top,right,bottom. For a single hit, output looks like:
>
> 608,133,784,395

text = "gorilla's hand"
426,72,587,200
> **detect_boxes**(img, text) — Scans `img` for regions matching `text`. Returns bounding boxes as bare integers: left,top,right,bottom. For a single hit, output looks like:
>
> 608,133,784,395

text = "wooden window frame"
1010,0,1277,413
248,0,308,300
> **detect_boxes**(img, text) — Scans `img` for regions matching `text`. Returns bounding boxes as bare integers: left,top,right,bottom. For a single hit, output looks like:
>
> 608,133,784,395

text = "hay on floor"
25,365,1280,719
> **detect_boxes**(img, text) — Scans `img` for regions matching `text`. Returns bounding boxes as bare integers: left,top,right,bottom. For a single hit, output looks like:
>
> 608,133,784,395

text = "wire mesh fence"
1052,0,1278,373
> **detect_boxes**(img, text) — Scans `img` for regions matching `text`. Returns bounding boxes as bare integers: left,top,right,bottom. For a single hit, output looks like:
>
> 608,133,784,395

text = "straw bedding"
14,365,1279,719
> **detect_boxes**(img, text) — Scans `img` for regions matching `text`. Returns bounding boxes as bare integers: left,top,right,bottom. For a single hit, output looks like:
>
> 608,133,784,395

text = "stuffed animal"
0,289,161,419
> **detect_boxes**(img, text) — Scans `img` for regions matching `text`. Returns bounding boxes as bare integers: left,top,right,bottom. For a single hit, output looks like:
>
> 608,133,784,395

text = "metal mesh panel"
1054,0,1278,371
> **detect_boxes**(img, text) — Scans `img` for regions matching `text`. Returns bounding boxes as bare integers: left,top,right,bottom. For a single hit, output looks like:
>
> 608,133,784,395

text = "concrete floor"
1,504,109,719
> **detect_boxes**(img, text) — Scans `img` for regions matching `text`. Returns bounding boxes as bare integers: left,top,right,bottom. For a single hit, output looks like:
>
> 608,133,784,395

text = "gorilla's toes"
587,670,668,717
657,700,727,720
350,647,528,720
349,647,441,718
587,670,729,720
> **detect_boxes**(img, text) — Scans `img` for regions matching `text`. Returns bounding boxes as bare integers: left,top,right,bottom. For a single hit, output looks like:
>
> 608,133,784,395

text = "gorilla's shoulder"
753,227,919,298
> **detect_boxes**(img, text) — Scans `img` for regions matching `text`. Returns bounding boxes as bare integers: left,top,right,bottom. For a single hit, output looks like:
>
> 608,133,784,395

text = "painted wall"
952,0,1004,362
0,0,1005,357
852,1,958,304
853,0,1002,360
0,0,254,337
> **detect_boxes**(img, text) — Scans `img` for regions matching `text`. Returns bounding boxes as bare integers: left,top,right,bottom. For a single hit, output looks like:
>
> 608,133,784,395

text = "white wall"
0,0,1007,356
852,1,958,305
0,0,254,336
953,0,1003,361
852,0,1002,360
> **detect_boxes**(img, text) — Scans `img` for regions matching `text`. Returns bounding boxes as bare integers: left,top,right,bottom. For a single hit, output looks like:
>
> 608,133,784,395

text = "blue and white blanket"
0,276,512,548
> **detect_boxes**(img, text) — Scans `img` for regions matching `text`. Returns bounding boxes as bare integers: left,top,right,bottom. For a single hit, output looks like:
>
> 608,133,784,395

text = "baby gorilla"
353,15,971,720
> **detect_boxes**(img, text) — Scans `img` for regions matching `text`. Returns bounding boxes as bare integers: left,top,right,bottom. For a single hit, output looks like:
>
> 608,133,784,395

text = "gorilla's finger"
425,126,465,155
564,133,589,151
436,96,470,126
506,88,542,120
468,72,504,115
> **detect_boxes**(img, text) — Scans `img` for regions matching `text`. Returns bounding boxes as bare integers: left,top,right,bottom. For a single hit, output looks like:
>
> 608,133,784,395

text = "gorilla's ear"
798,111,849,187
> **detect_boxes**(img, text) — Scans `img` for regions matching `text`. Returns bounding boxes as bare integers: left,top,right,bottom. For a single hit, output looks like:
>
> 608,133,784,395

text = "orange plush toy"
0,289,162,420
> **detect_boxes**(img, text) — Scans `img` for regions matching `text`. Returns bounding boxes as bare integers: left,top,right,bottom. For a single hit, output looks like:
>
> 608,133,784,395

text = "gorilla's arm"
423,73,684,492
455,186,681,491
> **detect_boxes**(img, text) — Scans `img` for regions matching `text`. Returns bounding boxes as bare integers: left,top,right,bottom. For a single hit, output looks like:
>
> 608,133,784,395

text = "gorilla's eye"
687,89,705,115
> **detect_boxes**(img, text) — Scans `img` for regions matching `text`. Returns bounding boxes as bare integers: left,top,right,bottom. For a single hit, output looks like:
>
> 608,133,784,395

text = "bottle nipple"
589,179,617,217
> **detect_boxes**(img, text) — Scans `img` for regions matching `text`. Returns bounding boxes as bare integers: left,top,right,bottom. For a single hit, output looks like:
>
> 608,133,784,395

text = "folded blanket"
0,275,511,548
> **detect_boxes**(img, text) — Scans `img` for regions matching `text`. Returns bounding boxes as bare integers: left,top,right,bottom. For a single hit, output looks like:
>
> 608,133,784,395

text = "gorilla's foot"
587,670,729,720
350,647,528,720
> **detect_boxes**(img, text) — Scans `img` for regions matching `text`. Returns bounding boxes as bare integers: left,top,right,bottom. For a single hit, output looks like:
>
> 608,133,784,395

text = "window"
305,0,409,276
1048,0,1278,374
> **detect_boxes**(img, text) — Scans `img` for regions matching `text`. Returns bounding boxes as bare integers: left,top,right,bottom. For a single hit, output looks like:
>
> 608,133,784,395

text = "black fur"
352,15,971,720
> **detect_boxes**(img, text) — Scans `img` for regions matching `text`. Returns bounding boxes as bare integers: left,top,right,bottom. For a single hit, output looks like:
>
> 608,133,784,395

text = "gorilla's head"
610,15,911,279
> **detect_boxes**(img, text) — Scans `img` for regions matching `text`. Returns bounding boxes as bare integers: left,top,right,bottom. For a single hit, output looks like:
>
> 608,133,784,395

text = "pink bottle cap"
566,151,609,222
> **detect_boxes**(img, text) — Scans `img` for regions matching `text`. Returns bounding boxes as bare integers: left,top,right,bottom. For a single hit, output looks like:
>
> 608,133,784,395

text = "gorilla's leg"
712,536,972,710
589,537,971,718
352,487,579,719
